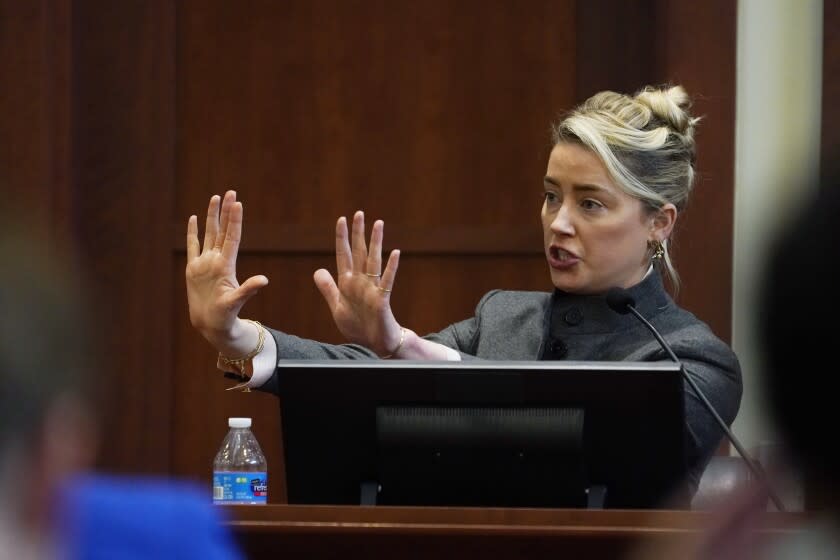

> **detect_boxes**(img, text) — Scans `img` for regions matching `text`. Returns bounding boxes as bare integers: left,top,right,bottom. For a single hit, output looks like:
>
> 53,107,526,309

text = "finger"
221,201,243,264
350,210,367,273
379,249,400,293
313,269,341,312
366,220,384,275
215,190,236,250
231,274,269,309
187,215,200,261
203,195,221,253
335,217,352,276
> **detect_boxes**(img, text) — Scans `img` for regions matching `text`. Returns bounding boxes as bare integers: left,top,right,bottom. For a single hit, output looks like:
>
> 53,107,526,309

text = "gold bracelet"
217,320,265,380
381,328,406,359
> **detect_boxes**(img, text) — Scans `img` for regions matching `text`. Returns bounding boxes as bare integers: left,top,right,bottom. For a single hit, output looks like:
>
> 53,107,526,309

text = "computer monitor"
276,360,688,509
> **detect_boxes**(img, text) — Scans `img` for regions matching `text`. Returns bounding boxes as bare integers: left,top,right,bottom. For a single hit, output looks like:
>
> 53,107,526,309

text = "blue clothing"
57,475,243,560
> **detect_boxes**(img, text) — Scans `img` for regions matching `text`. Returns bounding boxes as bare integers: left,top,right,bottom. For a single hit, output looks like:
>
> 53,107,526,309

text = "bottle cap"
228,417,252,428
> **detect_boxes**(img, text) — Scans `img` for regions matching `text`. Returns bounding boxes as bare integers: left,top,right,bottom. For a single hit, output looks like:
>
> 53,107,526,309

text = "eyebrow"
543,176,610,193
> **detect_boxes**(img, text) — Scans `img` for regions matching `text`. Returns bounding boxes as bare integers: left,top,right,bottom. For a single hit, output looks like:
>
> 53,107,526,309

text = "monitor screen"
276,360,687,509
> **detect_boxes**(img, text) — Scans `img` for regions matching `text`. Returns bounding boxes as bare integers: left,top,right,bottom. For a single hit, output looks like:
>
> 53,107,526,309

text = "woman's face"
541,142,671,294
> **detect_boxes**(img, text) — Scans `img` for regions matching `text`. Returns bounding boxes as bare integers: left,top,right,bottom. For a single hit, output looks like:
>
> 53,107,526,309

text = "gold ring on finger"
378,286,392,293
366,272,381,278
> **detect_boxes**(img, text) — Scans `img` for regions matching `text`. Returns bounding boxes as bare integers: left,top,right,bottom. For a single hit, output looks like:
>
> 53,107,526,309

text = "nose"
550,204,575,236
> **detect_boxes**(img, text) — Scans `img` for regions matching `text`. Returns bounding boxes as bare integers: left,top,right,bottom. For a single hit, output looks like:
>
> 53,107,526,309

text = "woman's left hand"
312,211,403,357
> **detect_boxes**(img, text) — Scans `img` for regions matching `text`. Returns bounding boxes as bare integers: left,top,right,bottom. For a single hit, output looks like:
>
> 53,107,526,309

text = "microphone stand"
625,305,787,512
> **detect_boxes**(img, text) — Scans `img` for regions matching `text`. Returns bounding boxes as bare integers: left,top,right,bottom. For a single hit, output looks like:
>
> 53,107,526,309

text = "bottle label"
213,471,268,505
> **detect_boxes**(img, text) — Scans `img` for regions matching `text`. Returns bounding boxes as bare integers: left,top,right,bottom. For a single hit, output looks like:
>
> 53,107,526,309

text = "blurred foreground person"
754,163,840,558
628,165,840,558
0,223,242,559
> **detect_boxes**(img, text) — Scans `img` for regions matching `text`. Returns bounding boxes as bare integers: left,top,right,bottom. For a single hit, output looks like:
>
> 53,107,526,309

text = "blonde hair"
552,84,700,291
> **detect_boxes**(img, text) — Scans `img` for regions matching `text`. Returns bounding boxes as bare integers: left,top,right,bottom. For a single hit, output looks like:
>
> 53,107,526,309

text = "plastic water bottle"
212,417,268,505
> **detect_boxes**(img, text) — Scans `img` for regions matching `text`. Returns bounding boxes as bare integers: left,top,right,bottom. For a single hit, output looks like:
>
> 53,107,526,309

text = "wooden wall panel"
658,0,737,344
0,1,71,242
575,0,663,101
175,0,575,228
71,0,176,473
1,0,177,474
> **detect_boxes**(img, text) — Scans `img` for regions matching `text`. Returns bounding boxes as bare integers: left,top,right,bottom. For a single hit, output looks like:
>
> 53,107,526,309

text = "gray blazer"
260,272,742,495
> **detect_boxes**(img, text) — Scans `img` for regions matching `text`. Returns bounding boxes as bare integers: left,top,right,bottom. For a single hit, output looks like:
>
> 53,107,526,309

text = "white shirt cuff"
246,327,277,388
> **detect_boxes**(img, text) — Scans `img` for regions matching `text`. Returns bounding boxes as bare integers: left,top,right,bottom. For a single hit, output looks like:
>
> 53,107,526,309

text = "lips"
548,245,580,269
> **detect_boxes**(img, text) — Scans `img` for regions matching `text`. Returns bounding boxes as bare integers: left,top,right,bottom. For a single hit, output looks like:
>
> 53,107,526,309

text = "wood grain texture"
175,0,575,227
656,0,737,344
223,505,807,559
70,0,177,473
574,0,664,101
0,1,72,241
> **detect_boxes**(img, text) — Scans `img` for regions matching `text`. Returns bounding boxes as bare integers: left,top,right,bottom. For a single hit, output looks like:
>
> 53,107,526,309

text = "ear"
649,203,677,242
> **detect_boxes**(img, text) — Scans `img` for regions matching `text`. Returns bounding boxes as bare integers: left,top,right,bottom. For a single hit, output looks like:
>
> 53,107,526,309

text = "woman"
186,84,742,497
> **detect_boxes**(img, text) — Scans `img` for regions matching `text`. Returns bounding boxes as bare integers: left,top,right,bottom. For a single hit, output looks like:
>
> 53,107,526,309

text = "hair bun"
635,85,698,137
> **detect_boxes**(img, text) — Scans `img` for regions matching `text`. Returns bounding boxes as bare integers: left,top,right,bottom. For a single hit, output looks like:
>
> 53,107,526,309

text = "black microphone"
605,287,786,511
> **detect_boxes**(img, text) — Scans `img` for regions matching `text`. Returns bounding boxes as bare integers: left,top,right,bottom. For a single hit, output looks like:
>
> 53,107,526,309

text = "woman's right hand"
185,190,268,354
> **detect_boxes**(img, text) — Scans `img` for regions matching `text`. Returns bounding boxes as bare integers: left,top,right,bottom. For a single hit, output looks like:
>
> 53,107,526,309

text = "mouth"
548,246,580,268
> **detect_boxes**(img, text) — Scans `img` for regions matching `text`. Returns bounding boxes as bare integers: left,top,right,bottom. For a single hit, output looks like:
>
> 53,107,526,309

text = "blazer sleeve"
421,290,503,359
257,290,504,394
255,328,380,395
668,328,744,490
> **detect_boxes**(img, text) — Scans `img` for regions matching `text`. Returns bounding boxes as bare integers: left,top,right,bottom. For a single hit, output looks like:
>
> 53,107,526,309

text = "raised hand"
185,190,268,353
313,211,403,357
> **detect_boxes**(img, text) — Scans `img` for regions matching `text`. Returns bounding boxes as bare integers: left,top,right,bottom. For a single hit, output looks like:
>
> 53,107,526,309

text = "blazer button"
564,307,583,326
548,338,568,358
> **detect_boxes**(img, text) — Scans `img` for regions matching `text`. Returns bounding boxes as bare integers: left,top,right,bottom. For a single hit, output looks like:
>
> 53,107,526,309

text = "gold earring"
650,240,665,260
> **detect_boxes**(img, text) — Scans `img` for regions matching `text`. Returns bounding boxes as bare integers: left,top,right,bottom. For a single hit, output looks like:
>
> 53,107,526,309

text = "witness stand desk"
224,504,806,559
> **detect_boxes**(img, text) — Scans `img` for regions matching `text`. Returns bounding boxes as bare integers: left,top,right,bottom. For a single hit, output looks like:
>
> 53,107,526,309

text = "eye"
543,191,559,204
580,198,605,211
